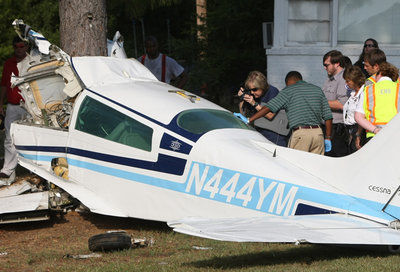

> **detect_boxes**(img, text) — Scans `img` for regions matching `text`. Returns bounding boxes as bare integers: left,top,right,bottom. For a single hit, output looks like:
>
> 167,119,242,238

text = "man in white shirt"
138,36,187,89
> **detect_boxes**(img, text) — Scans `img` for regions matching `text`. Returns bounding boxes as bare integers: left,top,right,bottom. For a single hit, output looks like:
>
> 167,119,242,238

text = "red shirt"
1,56,24,104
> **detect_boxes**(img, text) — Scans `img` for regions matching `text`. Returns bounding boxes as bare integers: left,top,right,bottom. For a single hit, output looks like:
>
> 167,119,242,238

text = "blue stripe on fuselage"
16,145,186,175
18,151,399,221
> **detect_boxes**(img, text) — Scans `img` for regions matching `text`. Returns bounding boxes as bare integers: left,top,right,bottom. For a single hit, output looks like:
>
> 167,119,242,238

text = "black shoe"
0,172,10,179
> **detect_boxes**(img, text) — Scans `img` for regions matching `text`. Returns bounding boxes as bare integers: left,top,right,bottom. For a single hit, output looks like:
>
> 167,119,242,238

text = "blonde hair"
245,71,268,91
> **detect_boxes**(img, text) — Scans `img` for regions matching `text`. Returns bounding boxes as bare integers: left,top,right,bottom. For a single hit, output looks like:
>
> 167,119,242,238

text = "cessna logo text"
185,163,298,216
368,185,391,194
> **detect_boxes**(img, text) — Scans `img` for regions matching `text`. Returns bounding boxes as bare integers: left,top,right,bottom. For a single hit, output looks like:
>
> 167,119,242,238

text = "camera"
239,88,254,101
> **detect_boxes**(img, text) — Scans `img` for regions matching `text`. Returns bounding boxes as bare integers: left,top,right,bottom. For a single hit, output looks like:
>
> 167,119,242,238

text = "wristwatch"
253,102,259,107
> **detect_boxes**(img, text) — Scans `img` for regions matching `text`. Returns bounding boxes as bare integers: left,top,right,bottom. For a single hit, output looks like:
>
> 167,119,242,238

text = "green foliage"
0,0,274,109
0,0,59,73
107,0,189,59
194,0,274,101
149,0,275,107
108,0,181,19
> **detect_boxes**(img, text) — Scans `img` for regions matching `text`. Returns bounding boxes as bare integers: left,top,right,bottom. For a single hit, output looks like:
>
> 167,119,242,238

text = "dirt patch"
0,211,169,271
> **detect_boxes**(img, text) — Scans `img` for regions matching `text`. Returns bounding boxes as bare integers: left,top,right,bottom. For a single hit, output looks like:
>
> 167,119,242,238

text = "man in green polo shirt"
249,71,333,155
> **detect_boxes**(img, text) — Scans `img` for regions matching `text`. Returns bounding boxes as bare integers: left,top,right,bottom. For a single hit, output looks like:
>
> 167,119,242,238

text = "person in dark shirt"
354,38,379,77
237,71,287,146
249,71,333,155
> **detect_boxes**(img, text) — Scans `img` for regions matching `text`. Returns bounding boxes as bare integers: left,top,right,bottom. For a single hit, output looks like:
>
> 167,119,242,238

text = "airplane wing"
168,214,400,245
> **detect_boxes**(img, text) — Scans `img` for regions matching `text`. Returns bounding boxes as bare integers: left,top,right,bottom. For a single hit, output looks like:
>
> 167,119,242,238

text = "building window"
287,0,331,43
338,0,400,44
75,96,153,151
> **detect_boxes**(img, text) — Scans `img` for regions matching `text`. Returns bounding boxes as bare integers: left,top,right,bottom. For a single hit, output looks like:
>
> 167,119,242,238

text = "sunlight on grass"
1,213,400,271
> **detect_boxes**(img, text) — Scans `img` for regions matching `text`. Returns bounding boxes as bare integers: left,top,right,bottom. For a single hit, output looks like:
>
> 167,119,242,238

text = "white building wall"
267,47,400,90
267,0,400,90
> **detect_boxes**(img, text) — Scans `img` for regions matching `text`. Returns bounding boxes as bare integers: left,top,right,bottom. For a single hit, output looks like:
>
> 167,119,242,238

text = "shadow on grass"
82,212,171,232
0,211,170,233
186,244,392,269
0,212,60,231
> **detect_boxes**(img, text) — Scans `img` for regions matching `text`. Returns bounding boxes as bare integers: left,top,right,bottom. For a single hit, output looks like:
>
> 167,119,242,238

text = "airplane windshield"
177,109,252,134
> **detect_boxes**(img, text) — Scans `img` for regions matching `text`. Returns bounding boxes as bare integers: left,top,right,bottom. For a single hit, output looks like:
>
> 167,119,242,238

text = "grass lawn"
0,212,399,272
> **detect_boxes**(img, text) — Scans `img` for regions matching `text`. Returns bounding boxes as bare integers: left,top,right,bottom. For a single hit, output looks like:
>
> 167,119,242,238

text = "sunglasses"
364,44,376,48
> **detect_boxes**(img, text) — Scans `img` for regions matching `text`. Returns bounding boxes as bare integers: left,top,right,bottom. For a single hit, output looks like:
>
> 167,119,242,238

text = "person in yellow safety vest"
363,48,387,87
354,62,399,145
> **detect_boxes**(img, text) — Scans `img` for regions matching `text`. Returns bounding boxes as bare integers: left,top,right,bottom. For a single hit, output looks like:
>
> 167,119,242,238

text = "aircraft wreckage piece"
4,20,400,247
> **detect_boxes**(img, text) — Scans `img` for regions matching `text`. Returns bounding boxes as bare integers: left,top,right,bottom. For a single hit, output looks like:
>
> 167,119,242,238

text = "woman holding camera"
237,71,287,146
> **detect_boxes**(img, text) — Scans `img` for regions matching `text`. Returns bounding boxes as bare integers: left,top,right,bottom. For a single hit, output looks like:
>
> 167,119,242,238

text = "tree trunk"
196,0,206,40
59,0,107,56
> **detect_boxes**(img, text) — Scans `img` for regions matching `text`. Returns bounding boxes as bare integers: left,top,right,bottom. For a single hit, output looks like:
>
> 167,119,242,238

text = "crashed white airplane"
2,20,400,249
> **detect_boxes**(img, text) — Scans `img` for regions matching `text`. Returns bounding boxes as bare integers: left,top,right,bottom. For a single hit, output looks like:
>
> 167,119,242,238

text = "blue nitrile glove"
324,139,332,152
233,112,249,124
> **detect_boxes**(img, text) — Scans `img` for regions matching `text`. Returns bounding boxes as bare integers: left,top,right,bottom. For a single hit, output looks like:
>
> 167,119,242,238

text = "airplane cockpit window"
75,96,153,151
177,109,252,134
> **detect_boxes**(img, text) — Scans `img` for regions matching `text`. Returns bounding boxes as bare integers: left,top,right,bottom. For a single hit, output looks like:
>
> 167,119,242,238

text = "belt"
292,125,320,131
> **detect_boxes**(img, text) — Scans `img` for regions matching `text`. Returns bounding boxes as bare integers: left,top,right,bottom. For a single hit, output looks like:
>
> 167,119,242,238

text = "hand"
237,87,244,97
373,127,381,134
324,139,332,152
233,112,249,124
355,135,362,150
243,94,255,105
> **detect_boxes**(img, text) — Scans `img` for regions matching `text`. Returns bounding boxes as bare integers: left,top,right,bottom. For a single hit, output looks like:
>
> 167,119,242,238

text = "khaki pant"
288,127,324,155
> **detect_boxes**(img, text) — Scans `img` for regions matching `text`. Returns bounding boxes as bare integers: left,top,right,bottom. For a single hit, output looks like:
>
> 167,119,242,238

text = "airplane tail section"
359,113,400,219
256,113,400,221
335,112,400,220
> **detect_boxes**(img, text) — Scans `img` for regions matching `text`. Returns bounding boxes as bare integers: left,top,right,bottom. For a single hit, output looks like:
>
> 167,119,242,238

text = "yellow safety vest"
366,75,377,84
363,79,400,137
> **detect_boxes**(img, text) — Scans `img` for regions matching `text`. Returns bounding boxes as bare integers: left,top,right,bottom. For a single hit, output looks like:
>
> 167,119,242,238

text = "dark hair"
323,50,343,64
144,35,158,45
343,66,365,89
364,48,386,66
356,38,379,64
285,71,302,84
378,62,399,82
340,56,352,70
12,36,24,46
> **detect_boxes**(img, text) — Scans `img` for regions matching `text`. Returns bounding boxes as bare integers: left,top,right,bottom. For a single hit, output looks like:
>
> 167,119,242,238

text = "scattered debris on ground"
132,237,154,248
63,253,102,259
192,246,212,250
